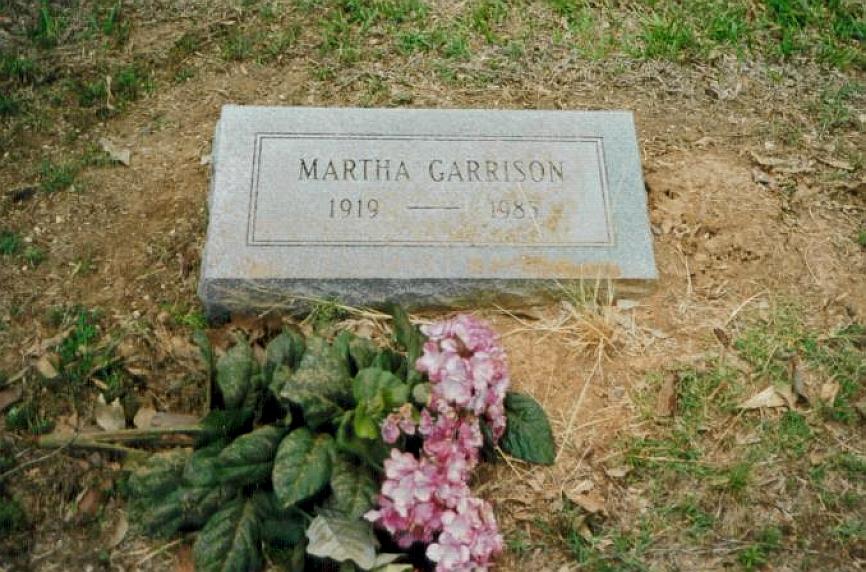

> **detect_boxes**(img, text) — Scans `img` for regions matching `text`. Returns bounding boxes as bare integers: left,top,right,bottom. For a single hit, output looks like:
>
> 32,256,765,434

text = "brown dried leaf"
98,137,131,166
106,512,129,548
738,386,787,410
0,385,22,413
565,491,607,516
820,382,839,405
95,395,125,431
572,479,595,494
656,373,678,417
133,406,157,429
25,327,73,356
790,357,808,404
77,488,103,518
605,466,631,479
35,354,59,380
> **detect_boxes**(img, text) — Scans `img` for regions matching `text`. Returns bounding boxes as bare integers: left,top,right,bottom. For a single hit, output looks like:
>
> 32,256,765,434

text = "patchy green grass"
161,302,208,330
738,526,783,571
0,497,27,533
0,93,21,117
813,81,863,136
0,53,38,84
634,10,700,60
21,246,46,267
4,401,54,435
0,230,22,257
38,159,78,193
593,303,866,568
221,31,256,61
30,1,67,48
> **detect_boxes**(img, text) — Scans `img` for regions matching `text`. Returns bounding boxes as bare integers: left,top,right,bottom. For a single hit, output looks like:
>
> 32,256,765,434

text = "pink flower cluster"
417,314,510,440
366,315,508,571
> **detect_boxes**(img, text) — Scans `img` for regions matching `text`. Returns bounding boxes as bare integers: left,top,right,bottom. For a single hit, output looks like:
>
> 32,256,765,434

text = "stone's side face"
199,106,657,318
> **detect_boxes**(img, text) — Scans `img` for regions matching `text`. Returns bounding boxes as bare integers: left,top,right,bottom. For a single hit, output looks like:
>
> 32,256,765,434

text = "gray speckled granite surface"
199,106,657,318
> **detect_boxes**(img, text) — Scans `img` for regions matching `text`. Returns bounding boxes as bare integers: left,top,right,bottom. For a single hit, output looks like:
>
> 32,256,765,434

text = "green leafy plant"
129,308,555,570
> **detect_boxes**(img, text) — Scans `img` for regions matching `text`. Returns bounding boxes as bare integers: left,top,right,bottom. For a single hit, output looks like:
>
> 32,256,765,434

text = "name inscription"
299,158,565,184
247,133,612,247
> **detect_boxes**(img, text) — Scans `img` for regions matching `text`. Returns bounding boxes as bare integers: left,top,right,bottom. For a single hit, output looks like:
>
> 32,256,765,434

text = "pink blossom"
368,315,509,570
381,403,418,444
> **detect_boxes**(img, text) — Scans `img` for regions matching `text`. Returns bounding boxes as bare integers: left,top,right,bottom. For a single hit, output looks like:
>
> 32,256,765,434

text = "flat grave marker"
199,106,656,318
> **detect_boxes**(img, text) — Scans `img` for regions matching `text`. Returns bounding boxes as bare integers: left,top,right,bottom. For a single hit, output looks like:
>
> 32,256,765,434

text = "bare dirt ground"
1,1,864,571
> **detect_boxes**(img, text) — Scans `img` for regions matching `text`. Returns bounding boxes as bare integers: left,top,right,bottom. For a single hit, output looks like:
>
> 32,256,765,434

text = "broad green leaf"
387,305,424,385
139,484,236,538
352,407,379,441
353,368,409,410
184,441,226,487
278,337,352,428
273,428,334,508
500,392,556,465
269,364,292,400
197,409,254,447
265,329,306,381
330,456,377,519
333,330,354,367
127,450,188,499
217,425,286,486
178,485,238,530
241,372,265,414
348,337,378,373
370,349,403,374
137,488,184,537
194,495,263,572
257,492,307,549
336,412,388,467
216,339,255,409
305,514,377,570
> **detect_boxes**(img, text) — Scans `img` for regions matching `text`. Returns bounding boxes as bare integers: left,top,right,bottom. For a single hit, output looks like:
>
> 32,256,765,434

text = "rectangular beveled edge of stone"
199,105,657,320
200,277,655,321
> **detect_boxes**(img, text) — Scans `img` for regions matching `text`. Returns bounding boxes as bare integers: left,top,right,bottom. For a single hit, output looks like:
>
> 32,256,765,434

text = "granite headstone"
199,106,656,318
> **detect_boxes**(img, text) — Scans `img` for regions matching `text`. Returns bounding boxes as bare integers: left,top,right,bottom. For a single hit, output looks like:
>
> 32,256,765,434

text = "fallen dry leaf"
791,356,808,404
34,354,59,380
25,327,74,356
565,491,607,516
98,137,131,166
738,385,788,410
820,382,839,405
605,466,631,479
713,327,731,347
77,488,103,519
0,385,22,413
106,512,129,548
776,385,797,408
572,479,595,494
735,432,762,446
95,395,125,431
133,406,157,429
656,373,678,417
